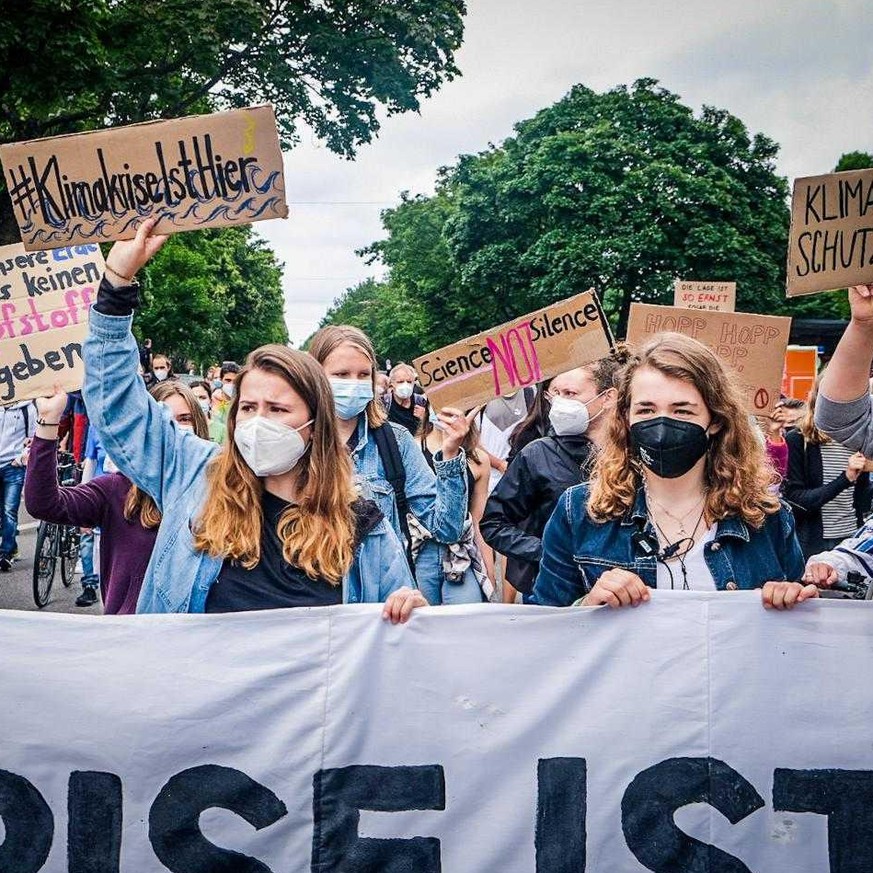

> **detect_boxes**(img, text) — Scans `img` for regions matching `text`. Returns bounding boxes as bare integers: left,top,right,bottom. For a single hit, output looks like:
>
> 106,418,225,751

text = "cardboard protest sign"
786,168,873,296
0,105,288,251
673,280,736,312
781,345,818,402
0,242,103,403
626,303,791,414
414,291,614,410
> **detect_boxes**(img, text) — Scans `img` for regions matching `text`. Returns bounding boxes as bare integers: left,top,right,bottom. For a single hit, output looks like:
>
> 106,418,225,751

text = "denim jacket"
531,483,805,606
348,415,468,591
83,310,414,613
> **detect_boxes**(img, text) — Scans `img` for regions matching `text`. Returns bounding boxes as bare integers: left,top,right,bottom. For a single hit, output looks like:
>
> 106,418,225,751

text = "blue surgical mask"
428,409,446,432
330,378,374,421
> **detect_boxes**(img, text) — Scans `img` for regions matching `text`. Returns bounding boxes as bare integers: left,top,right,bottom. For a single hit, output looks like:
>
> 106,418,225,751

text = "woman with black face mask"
531,333,813,610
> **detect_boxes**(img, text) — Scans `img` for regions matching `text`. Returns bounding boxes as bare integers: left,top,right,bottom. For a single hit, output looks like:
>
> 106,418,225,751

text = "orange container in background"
781,346,819,401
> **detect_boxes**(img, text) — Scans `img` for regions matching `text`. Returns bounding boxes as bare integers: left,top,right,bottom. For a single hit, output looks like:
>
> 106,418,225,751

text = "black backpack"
372,424,416,575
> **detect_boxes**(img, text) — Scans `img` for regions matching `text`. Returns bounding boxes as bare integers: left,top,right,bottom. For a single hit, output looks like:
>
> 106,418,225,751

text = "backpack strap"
373,424,416,575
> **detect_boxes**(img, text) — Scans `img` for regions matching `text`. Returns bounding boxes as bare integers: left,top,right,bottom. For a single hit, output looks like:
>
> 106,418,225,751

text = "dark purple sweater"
24,437,157,614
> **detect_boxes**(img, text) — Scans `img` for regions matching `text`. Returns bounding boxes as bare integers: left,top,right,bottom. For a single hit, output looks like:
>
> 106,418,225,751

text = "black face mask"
629,416,710,479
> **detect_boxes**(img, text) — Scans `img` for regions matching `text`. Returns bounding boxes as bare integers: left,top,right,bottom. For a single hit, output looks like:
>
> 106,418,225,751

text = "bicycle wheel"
32,522,58,608
61,526,80,588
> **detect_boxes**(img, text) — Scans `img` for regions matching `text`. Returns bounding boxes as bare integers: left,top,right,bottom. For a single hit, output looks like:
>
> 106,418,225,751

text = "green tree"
316,276,430,363
0,0,467,242
444,79,791,337
136,225,287,367
835,151,873,172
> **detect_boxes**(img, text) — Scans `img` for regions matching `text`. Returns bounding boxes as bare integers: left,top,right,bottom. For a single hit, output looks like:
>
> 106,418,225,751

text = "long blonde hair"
123,381,210,528
588,332,780,528
307,325,388,429
193,345,358,584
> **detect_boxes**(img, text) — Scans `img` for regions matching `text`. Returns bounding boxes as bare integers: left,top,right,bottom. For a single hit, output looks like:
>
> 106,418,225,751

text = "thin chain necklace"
646,490,707,539
649,504,707,561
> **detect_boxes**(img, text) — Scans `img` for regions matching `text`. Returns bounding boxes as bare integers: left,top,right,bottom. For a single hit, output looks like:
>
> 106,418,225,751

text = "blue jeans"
415,541,485,606
0,464,25,557
79,530,99,589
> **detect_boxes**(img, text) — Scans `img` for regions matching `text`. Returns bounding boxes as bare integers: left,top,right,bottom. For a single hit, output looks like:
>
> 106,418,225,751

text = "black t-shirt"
205,492,382,613
387,398,419,436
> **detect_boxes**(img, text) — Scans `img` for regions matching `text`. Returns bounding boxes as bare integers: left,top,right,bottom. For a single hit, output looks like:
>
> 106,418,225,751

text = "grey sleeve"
814,391,873,456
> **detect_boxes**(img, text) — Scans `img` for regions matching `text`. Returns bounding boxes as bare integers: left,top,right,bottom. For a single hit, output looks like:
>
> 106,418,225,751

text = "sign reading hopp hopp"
0,106,288,250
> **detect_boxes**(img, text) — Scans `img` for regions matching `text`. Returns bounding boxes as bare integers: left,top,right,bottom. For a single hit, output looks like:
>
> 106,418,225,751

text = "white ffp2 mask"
234,416,313,477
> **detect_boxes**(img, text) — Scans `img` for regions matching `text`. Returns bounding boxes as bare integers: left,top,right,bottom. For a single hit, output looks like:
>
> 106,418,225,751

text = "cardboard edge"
0,104,278,152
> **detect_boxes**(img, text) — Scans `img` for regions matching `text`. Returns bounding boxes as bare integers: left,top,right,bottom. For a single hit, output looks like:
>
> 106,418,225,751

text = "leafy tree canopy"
323,79,810,356
0,0,467,241
835,151,873,172
135,225,288,368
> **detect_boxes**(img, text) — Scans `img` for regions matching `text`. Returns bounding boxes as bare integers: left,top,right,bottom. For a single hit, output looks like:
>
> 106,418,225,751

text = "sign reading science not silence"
0,105,288,251
626,303,791,414
414,291,614,411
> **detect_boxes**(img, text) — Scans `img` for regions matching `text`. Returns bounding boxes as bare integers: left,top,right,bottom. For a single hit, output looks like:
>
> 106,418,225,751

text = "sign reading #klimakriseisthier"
0,106,288,251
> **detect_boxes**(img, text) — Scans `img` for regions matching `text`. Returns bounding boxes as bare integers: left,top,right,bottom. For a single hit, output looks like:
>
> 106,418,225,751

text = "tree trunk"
616,285,634,340
0,188,21,246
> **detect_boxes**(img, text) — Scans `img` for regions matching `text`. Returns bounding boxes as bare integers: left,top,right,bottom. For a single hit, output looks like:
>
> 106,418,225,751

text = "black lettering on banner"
68,771,122,873
0,769,53,873
311,764,445,872
754,389,769,410
621,757,764,872
536,758,586,873
148,764,287,873
773,768,873,873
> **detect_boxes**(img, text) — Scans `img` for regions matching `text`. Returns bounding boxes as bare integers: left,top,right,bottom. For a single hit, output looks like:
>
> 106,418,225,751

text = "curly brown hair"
587,332,780,527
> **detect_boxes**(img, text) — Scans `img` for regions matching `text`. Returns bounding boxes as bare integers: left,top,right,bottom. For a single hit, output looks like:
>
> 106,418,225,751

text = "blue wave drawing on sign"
23,167,285,245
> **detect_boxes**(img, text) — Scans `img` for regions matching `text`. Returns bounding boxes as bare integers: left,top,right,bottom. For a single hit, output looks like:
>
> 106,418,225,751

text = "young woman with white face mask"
25,381,209,614
79,219,423,621
480,353,625,599
308,325,471,594
532,333,813,611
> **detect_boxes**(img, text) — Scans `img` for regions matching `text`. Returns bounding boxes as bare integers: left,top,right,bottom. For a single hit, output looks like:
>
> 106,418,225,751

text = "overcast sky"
257,0,873,346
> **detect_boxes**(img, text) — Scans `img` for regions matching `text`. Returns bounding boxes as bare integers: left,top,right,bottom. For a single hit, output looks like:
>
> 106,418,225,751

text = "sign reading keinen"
626,303,790,414
0,105,288,251
0,597,870,871
414,291,613,410
787,167,873,296
0,242,104,403
673,279,736,312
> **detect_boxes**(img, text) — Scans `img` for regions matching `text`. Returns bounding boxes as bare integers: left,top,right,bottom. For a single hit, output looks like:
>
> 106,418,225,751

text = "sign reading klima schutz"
0,105,288,251
414,291,614,411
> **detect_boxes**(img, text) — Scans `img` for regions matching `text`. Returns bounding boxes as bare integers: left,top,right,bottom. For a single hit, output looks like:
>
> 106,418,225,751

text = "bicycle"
32,452,82,608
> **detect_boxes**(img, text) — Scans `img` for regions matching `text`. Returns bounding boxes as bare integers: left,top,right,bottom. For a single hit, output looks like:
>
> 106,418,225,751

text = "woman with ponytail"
25,381,209,613
80,219,422,620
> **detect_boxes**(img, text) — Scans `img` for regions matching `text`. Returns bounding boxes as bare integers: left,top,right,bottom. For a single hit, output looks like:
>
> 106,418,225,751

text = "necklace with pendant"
646,491,706,538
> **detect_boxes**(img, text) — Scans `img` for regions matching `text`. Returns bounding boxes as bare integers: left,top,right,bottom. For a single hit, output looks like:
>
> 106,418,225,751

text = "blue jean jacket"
531,483,805,606
348,415,468,592
82,310,414,613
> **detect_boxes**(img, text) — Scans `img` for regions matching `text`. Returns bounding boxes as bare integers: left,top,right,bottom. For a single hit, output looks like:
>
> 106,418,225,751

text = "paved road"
0,512,101,614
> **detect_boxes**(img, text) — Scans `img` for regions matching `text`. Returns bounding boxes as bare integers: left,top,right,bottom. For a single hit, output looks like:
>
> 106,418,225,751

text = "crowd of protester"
11,218,873,620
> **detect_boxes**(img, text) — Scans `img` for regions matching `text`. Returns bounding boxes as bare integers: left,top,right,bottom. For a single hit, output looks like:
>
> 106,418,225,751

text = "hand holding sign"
438,406,478,460
104,216,169,286
848,284,873,326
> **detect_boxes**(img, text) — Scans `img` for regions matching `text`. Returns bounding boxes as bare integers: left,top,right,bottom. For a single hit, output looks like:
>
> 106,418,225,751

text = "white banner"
0,593,871,872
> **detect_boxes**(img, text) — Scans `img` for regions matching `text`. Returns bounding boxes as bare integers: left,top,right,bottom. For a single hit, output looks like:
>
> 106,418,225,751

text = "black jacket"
480,431,596,593
782,429,873,557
